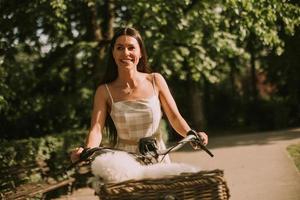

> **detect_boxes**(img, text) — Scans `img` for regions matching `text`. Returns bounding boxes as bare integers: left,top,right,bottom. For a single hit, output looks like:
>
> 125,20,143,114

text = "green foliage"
224,0,300,55
287,143,300,172
117,0,300,131
0,130,86,199
0,0,299,138
0,130,86,179
0,0,96,138
119,0,300,80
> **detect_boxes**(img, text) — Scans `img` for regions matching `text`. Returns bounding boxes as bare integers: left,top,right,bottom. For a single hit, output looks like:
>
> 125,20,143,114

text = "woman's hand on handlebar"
186,130,213,157
187,130,208,150
197,132,208,146
70,147,84,163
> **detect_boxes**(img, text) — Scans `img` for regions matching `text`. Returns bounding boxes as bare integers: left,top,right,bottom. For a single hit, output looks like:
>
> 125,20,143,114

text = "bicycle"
70,130,230,200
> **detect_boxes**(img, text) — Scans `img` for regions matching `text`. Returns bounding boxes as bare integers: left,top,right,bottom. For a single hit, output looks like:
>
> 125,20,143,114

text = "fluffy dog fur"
91,151,199,183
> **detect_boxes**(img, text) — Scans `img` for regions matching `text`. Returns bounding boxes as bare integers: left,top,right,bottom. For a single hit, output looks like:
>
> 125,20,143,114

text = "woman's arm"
154,73,208,144
70,85,108,162
85,85,108,148
154,73,190,137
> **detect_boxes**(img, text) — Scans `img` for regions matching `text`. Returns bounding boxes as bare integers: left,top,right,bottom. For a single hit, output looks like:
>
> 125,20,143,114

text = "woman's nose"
123,48,130,55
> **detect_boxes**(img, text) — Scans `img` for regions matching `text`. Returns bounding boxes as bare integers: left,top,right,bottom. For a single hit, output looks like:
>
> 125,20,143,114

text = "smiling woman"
70,27,208,164
113,35,142,69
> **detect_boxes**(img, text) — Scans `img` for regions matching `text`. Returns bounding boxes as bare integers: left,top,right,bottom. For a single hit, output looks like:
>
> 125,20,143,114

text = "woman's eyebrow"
115,43,135,47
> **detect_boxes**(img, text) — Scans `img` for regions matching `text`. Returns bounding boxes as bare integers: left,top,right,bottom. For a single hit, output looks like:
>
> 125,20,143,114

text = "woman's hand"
70,147,84,163
197,132,208,146
189,130,208,150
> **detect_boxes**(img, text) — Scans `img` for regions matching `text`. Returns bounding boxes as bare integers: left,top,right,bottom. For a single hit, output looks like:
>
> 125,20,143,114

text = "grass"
287,143,300,172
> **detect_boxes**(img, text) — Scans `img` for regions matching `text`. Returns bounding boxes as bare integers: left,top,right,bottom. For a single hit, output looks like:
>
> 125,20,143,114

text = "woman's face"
112,35,141,70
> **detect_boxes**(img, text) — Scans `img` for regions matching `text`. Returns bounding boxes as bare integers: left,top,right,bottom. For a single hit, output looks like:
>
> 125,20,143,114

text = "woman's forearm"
85,124,102,148
169,116,191,137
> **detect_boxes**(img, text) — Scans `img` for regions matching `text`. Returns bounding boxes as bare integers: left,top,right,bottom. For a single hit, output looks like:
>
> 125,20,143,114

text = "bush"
287,143,300,172
0,130,87,181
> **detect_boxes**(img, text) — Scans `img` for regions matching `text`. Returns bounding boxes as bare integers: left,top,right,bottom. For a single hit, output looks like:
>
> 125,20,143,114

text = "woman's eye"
128,47,135,50
117,47,123,50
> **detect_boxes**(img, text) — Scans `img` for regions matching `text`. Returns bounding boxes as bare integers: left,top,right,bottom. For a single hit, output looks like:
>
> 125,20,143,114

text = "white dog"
91,151,199,184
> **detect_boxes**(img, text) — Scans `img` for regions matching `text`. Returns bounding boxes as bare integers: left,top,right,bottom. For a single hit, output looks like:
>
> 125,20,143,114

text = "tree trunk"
102,0,114,41
181,58,206,131
229,58,236,97
89,0,115,59
88,0,115,85
188,79,206,131
89,3,102,42
248,37,258,102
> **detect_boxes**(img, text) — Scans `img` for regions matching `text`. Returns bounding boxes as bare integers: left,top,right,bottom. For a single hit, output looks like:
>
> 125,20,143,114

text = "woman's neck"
117,69,139,88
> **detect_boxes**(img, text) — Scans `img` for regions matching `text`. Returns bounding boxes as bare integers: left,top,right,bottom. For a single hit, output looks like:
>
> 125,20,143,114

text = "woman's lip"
120,59,133,63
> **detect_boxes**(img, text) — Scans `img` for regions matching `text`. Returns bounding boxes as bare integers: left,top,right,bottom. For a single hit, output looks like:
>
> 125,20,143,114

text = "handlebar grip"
67,147,105,170
198,143,214,157
80,147,92,160
67,148,91,170
80,147,107,160
187,130,214,157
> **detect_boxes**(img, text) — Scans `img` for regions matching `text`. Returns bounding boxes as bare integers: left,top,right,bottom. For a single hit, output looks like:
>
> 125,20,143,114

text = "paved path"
171,128,300,200
57,128,300,200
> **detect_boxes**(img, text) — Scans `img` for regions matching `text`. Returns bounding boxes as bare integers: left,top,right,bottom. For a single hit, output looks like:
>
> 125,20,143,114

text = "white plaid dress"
105,76,170,163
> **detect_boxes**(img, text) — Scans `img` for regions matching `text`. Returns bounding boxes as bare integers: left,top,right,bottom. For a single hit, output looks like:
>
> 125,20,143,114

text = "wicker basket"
97,169,230,200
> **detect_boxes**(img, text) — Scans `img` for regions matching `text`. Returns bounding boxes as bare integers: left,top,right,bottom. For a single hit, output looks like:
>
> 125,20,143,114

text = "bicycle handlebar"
68,131,213,169
68,147,117,169
157,131,214,157
187,130,214,157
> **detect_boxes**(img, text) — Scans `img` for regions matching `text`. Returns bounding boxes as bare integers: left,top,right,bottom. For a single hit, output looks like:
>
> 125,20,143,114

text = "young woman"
71,27,208,163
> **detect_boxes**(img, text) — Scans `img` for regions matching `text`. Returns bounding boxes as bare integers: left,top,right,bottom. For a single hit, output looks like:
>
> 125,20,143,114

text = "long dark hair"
101,27,151,146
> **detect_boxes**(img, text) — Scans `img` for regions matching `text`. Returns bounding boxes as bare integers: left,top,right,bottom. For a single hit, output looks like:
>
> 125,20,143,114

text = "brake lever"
187,130,214,157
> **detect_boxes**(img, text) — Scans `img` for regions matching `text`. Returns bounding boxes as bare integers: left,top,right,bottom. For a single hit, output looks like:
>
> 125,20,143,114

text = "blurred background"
1,0,299,140
0,1,299,199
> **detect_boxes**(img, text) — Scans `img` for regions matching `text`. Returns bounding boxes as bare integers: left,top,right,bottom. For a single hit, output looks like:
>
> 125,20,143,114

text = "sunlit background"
0,1,299,199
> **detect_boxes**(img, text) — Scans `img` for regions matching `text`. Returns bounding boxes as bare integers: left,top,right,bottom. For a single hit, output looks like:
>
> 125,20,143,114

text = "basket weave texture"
98,169,230,200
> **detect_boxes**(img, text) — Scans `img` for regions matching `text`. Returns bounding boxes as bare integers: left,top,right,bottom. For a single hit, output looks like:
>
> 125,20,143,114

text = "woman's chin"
119,63,136,70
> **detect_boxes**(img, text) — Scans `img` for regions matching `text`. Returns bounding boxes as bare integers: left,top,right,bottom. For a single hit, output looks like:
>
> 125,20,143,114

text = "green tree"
1,0,299,138
115,0,300,130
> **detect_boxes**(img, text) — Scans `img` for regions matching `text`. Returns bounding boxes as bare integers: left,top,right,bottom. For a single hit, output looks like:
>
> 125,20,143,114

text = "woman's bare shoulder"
96,84,107,92
145,72,164,81
94,84,109,100
148,72,168,93
152,72,167,85
152,72,164,78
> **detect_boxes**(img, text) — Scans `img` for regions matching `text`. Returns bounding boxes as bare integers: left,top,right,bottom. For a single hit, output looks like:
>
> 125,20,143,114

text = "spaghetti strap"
152,73,158,95
105,84,114,103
